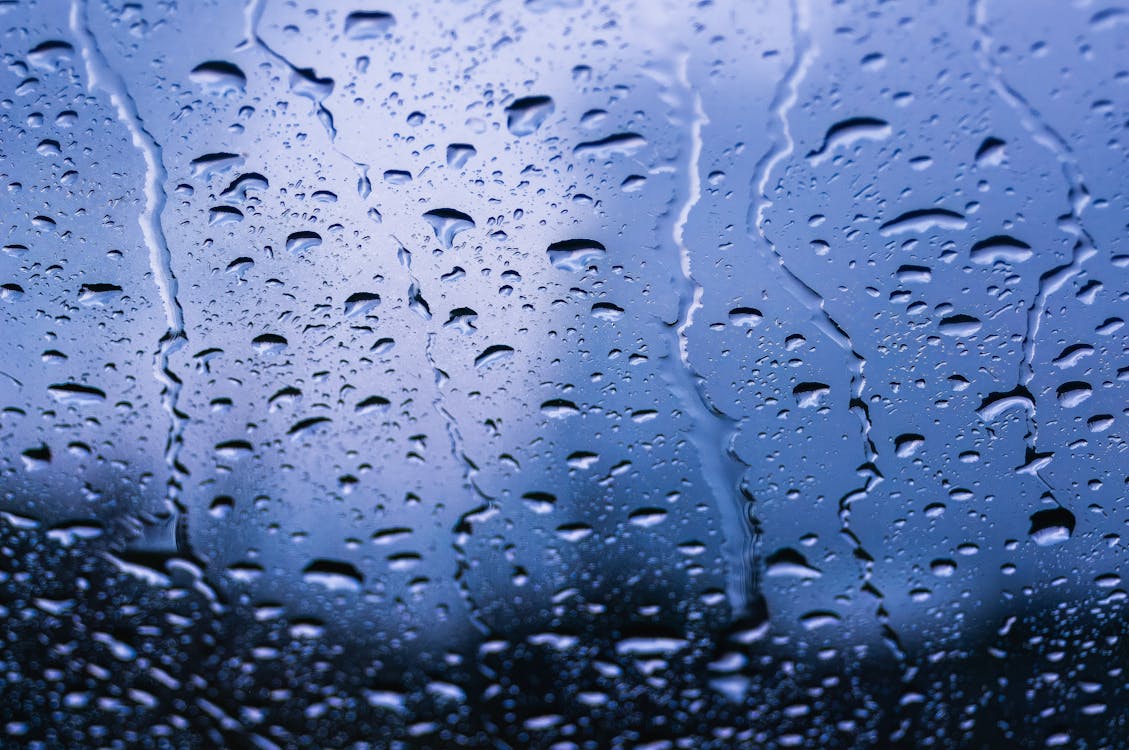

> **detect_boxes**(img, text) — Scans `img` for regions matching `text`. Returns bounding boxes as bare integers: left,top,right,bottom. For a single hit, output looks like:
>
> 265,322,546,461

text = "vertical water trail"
412,225,503,742
747,0,911,697
672,54,709,369
425,333,496,637
968,0,1097,488
392,235,495,636
240,0,372,198
663,54,760,623
748,0,863,446
70,0,189,517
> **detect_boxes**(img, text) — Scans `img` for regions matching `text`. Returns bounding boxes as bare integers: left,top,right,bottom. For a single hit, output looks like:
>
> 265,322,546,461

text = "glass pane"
2,0,1125,747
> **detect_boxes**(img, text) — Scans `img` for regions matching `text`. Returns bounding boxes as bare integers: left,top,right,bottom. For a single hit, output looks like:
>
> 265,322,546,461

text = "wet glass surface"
1,0,1127,747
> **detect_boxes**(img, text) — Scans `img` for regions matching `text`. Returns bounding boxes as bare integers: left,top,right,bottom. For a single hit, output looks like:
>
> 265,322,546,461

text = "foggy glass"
1,0,1126,747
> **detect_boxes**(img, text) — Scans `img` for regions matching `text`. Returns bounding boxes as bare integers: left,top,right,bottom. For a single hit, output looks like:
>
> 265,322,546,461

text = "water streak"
70,0,188,518
747,0,909,694
968,0,1098,489
425,333,496,637
240,0,372,197
663,54,760,621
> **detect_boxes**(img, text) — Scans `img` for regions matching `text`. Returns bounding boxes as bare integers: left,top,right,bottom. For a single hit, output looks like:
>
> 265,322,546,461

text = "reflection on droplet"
302,559,364,591
286,231,322,253
344,11,396,40
1029,507,1076,546
422,208,475,249
189,60,246,94
505,96,554,136
546,239,606,271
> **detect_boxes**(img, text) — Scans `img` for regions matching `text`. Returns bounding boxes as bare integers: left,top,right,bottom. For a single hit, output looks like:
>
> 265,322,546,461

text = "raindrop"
806,117,891,164
728,307,763,327
1029,507,1076,546
446,143,476,167
302,559,364,591
47,383,106,403
878,208,967,236
286,231,323,253
505,96,555,136
27,40,74,70
574,133,647,159
975,136,1006,166
474,344,515,368
252,333,288,354
937,314,982,336
343,292,381,317
344,11,396,40
189,61,247,94
970,235,1032,264
546,239,606,271
422,208,475,249
1056,381,1092,408
541,399,580,418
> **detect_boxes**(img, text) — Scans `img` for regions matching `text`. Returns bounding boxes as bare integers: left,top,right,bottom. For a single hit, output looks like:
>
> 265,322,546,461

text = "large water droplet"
189,61,246,94
505,96,554,136
1029,507,1076,546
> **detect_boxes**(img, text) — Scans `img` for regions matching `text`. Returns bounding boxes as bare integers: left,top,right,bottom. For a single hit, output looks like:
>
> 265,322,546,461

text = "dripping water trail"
662,54,759,624
747,0,912,712
70,0,189,524
425,333,495,637
239,0,371,197
410,231,502,743
968,0,1097,494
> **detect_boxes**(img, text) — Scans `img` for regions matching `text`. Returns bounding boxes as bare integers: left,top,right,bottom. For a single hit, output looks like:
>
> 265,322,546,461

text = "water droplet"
574,133,646,159
793,382,830,408
505,96,554,136
47,382,106,403
286,231,322,253
422,208,474,249
541,398,580,418
446,143,476,167
546,239,606,271
343,292,381,316
302,559,364,591
937,314,982,337
970,235,1032,264
1056,381,1092,408
1029,507,1076,546
894,433,924,458
765,548,822,578
189,61,247,94
474,344,514,368
806,117,891,164
344,11,396,40
252,333,288,354
879,208,967,236
975,136,1006,166
728,307,763,327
